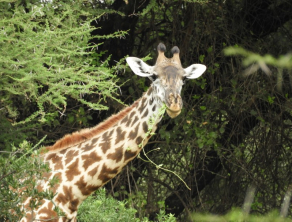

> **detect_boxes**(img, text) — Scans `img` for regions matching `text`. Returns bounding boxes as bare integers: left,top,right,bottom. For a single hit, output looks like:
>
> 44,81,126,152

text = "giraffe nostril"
168,93,175,103
168,93,180,104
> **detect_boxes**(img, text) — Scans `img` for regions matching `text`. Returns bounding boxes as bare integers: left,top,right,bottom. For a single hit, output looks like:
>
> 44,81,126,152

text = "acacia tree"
0,0,126,219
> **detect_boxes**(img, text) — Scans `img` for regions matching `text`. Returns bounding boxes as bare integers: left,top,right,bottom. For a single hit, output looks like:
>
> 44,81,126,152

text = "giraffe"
19,43,206,221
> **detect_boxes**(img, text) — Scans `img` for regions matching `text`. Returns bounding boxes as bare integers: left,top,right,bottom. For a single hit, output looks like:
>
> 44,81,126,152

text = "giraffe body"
19,43,206,221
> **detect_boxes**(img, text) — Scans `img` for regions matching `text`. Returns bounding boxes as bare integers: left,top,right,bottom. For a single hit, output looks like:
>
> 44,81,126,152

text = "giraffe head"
126,43,206,118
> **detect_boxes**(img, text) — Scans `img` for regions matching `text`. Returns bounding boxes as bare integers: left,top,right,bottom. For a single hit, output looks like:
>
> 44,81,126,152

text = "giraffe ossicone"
19,43,206,222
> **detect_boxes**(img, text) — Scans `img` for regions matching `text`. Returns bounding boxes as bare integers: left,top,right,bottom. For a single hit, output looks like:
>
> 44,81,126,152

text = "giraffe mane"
43,99,140,153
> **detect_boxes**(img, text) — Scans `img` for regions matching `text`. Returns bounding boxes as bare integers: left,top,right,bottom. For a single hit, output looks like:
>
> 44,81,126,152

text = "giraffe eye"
182,76,188,84
148,75,157,82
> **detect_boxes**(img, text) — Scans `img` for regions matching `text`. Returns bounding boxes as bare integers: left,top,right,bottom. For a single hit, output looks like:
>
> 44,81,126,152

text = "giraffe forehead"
156,57,181,68
156,66,184,86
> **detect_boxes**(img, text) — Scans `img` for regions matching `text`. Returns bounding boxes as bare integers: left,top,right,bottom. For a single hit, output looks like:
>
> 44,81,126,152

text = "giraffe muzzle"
166,108,181,118
166,93,182,118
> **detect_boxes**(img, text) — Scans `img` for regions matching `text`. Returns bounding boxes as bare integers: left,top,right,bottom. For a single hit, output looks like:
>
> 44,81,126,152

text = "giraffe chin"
166,108,181,118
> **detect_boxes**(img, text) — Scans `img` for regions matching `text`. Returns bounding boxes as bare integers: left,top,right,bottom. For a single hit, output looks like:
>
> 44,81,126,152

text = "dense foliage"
78,188,176,222
0,0,124,219
0,0,124,149
1,0,292,221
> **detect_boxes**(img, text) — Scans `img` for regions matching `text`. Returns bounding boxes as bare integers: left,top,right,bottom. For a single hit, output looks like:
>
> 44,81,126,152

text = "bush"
78,188,176,222
78,188,141,222
192,208,292,222
0,0,126,219
0,0,125,149
0,139,57,221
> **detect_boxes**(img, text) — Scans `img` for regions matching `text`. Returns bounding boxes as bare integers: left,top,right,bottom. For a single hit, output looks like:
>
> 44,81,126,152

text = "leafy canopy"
0,1,125,126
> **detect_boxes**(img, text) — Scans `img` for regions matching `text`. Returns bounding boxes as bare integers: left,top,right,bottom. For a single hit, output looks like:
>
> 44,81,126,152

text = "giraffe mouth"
166,108,181,118
166,92,182,118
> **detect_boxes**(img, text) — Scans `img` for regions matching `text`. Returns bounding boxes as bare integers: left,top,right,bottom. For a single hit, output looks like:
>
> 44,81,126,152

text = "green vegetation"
78,188,176,222
0,0,123,219
1,0,292,221
0,0,124,149
0,139,57,221
192,209,292,222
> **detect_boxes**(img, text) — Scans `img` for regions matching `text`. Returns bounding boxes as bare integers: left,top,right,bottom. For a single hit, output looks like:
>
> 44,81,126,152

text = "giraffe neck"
24,86,165,221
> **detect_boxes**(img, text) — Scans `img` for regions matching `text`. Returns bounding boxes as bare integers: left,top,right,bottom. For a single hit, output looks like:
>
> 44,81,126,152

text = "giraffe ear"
126,57,156,77
183,64,207,79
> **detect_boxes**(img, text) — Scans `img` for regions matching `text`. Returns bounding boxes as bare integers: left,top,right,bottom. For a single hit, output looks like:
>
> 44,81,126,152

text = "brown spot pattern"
36,184,43,192
129,111,136,119
129,123,140,140
147,87,153,96
25,212,33,222
152,104,156,112
75,176,100,196
98,164,119,183
69,199,79,213
124,150,138,162
61,217,68,222
131,116,139,127
55,185,74,207
108,129,115,136
46,153,63,170
120,115,129,125
138,97,148,113
51,172,62,193
81,151,102,171
99,132,111,154
88,167,99,177
142,121,148,133
74,176,88,196
91,137,98,145
149,97,154,105
45,153,56,161
59,148,68,155
66,158,80,181
43,172,52,180
82,142,95,152
136,136,143,146
142,108,149,118
115,127,126,144
65,150,79,165
125,114,135,128
107,146,124,163
38,201,58,220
